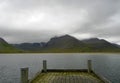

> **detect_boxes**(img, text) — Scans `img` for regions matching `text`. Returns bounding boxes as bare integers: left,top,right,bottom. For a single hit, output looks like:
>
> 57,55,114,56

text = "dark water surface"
0,53,120,83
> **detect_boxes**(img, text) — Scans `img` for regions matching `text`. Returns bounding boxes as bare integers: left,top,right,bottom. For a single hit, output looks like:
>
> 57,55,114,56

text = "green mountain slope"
82,38,120,52
0,38,22,53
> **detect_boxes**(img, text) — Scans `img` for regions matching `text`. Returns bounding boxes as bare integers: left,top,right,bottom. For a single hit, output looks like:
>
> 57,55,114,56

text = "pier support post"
21,68,29,83
43,60,47,73
88,60,92,73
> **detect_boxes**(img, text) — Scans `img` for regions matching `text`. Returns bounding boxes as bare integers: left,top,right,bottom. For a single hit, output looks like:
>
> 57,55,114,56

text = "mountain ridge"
12,35,120,53
0,35,120,53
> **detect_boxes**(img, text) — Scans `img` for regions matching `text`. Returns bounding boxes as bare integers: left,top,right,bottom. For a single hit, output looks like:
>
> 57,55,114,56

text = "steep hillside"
0,38,22,53
46,35,85,48
82,38,120,52
40,35,86,52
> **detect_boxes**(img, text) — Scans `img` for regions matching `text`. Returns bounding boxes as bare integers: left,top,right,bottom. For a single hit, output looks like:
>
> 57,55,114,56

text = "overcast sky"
0,0,120,44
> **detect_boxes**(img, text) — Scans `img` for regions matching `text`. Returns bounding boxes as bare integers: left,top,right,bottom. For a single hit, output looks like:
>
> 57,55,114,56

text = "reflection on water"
0,53,120,83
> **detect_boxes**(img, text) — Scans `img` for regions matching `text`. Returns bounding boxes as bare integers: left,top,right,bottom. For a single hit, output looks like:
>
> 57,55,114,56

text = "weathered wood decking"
21,60,111,83
30,69,104,83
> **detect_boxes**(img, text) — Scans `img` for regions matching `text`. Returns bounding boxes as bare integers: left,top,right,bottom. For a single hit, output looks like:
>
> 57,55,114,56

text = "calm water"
0,53,120,83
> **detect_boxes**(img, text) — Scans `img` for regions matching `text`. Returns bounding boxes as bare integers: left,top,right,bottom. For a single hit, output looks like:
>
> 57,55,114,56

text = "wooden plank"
30,71,106,83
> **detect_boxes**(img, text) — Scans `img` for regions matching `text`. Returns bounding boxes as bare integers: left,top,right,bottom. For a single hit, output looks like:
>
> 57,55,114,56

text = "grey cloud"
70,0,120,44
0,28,63,43
0,0,120,44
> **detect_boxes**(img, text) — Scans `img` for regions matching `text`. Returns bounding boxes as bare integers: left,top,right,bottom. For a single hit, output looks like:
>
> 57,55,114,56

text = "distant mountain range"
0,35,120,53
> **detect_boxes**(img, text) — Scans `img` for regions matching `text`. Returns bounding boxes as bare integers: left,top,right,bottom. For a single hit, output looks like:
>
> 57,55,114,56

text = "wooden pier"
20,60,111,83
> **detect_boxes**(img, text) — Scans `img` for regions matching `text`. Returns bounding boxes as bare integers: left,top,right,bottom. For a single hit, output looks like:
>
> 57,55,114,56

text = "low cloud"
0,0,120,44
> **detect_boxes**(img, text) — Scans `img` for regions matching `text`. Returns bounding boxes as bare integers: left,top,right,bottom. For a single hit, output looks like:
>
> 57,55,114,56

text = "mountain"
45,35,85,48
0,38,22,53
13,42,46,52
12,35,120,53
41,35,87,52
112,43,120,48
13,35,86,52
82,38,120,52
